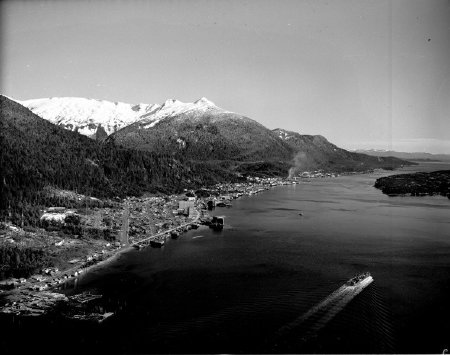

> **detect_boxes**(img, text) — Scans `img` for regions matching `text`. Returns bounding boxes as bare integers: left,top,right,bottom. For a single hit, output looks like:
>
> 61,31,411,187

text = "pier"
130,207,201,249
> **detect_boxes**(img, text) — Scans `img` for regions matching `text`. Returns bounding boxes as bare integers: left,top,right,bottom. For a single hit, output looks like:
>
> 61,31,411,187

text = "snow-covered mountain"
136,97,229,129
2,93,414,182
110,97,294,162
18,97,157,139
18,96,227,139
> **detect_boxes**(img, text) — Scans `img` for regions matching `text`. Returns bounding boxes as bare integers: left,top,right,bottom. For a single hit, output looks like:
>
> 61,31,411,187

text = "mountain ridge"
18,96,230,140
6,94,414,178
273,128,415,175
109,102,294,164
354,149,450,162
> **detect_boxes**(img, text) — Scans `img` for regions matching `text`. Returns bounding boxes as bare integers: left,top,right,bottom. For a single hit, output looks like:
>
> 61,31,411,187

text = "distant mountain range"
2,97,410,195
15,95,412,174
354,149,450,162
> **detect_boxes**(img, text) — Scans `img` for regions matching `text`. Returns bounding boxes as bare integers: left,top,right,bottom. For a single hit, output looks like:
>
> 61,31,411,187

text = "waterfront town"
1,167,388,320
0,175,316,320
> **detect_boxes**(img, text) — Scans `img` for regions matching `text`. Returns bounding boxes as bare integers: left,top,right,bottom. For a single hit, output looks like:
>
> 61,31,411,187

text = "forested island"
374,170,450,198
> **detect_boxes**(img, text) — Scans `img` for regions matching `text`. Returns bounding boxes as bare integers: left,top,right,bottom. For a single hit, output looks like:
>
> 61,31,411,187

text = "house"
178,200,195,216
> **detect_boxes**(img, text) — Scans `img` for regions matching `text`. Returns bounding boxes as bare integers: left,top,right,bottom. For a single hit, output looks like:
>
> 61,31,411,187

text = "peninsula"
374,170,450,198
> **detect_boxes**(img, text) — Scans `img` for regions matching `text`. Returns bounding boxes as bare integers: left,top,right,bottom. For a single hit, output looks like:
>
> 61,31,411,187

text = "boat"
216,201,232,208
69,311,114,323
150,239,165,247
345,272,372,287
98,311,114,323
132,244,142,250
210,216,224,231
69,291,103,304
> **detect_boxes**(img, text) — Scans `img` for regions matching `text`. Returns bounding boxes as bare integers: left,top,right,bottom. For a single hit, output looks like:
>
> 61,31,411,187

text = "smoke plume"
288,151,310,178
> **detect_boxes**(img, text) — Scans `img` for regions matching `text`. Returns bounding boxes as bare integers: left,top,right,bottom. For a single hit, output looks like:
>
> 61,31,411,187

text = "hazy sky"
1,0,449,153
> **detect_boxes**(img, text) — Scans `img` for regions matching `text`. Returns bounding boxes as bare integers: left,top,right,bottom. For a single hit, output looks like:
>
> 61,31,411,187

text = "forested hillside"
273,128,415,173
110,110,294,162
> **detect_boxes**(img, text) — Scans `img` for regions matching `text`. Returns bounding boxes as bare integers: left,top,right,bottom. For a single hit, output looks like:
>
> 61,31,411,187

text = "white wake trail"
276,276,373,341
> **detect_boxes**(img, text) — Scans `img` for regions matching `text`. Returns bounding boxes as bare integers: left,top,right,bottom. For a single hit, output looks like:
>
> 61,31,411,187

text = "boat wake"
275,274,374,344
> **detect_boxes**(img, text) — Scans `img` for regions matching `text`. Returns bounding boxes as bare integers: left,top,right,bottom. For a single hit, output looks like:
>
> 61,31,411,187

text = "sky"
1,0,449,153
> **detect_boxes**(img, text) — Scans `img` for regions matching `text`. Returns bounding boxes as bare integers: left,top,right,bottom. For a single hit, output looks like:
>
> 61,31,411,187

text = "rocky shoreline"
374,170,450,198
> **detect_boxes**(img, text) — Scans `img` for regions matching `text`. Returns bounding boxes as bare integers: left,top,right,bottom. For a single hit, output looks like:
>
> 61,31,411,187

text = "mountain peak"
162,99,183,108
194,97,215,106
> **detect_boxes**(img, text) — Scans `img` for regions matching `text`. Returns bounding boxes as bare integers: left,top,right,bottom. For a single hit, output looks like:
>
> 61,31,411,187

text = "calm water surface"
20,163,450,353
